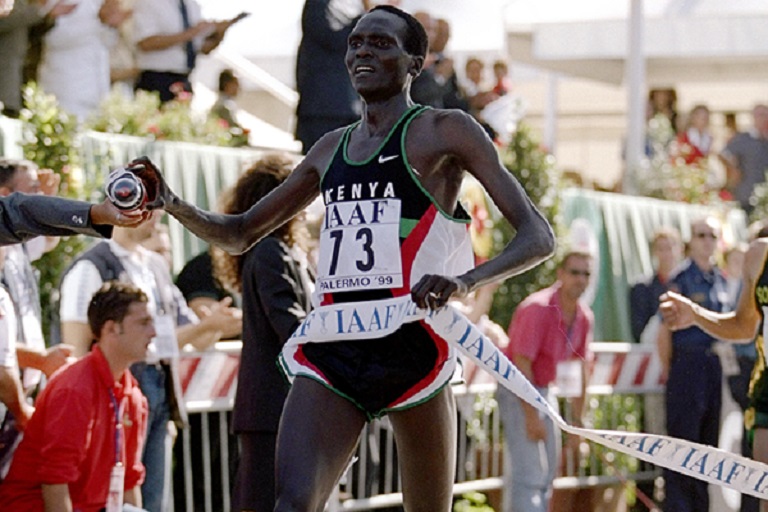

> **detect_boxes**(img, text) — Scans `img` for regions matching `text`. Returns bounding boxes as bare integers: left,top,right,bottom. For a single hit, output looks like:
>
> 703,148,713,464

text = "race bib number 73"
317,199,403,293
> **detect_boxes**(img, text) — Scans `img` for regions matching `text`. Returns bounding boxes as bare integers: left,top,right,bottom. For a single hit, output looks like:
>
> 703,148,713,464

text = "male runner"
128,6,555,511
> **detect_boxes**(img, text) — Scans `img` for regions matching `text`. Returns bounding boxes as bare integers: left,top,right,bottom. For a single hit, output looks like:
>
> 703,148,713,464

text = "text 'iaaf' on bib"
316,199,403,293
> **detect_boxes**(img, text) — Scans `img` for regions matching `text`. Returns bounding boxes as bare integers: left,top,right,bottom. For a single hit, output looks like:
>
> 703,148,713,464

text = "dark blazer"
232,236,312,433
0,193,111,246
294,0,362,150
628,273,668,343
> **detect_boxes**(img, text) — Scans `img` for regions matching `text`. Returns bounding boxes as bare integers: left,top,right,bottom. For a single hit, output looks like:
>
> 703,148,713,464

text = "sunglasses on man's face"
693,232,717,240
566,269,591,278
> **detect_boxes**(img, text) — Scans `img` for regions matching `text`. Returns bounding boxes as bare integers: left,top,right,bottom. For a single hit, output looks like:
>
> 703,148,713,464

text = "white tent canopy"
504,0,768,86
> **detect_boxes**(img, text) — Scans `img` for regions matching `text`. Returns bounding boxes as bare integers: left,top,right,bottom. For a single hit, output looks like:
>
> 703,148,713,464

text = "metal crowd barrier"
172,341,666,512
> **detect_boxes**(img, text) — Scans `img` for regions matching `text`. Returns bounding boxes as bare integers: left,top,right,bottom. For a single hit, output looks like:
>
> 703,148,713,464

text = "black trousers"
135,70,192,103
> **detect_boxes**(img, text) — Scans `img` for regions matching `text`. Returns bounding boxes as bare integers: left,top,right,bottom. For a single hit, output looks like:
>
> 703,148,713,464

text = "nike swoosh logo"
378,154,399,164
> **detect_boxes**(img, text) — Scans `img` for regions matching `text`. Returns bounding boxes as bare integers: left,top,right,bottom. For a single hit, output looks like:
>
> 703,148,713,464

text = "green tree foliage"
488,122,563,331
453,491,496,512
748,171,768,224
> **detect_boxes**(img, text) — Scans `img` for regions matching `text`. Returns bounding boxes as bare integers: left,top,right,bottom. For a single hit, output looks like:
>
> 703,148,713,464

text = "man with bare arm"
660,237,768,512
126,6,555,511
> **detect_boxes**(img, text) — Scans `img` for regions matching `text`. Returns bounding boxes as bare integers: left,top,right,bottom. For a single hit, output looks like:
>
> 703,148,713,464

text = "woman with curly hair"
212,153,315,512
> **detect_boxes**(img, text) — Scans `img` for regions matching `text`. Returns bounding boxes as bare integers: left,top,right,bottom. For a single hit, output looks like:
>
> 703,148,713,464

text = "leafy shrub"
488,122,563,330
85,89,249,147
20,83,92,339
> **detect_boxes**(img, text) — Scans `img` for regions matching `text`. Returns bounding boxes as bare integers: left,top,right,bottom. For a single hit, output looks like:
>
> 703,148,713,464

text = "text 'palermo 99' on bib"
317,199,403,293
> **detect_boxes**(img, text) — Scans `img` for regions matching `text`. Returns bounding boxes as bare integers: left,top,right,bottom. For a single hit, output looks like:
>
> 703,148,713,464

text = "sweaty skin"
128,8,554,512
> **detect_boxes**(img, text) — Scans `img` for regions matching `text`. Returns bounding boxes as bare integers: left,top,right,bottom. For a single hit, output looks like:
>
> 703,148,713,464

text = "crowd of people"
293,1,518,154
0,5,555,511
635,86,768,211
3,2,768,512
0,0,244,124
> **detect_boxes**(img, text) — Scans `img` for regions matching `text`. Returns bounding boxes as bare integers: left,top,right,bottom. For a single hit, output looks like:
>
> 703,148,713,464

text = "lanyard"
108,389,124,465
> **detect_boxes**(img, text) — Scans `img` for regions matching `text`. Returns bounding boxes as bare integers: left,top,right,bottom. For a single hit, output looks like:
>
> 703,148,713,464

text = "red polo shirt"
503,283,593,388
0,346,148,511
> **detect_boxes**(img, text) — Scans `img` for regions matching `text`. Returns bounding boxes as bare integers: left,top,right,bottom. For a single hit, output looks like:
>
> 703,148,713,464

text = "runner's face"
346,11,414,100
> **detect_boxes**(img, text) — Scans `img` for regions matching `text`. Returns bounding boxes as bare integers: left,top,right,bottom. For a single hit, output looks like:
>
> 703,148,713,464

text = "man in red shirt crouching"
0,281,152,511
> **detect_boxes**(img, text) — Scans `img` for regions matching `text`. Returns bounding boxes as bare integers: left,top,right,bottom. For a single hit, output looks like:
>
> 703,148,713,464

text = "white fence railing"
171,341,667,511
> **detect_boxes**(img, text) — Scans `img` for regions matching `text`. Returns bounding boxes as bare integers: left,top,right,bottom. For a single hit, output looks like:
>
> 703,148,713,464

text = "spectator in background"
0,245,33,480
724,111,740,144
0,0,76,118
724,242,748,305
294,0,371,154
410,12,467,112
432,18,467,111
210,68,242,131
629,226,684,344
132,0,242,103
140,215,241,512
629,226,683,500
431,16,449,57
57,210,241,512
461,57,499,139
656,216,730,512
497,250,594,512
671,104,713,166
0,281,151,512
462,57,496,113
491,59,511,97
38,0,131,121
0,160,74,408
176,248,236,318
166,221,242,511
649,87,679,133
109,0,139,97
212,153,313,512
719,104,768,213
140,221,172,270
408,10,441,107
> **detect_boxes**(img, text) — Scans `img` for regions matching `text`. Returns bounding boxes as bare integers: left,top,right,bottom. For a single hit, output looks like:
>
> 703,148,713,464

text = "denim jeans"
132,363,171,512
496,386,560,512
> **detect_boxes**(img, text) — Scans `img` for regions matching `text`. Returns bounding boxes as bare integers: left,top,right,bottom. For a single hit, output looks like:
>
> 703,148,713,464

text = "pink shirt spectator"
503,283,593,387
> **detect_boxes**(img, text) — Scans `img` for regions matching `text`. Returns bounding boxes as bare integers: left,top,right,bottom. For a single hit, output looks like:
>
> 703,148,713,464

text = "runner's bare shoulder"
300,127,349,177
410,108,496,158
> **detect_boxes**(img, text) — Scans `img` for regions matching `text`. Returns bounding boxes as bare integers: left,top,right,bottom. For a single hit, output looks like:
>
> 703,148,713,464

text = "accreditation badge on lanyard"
105,464,125,512
105,390,126,512
555,360,583,398
316,199,403,294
